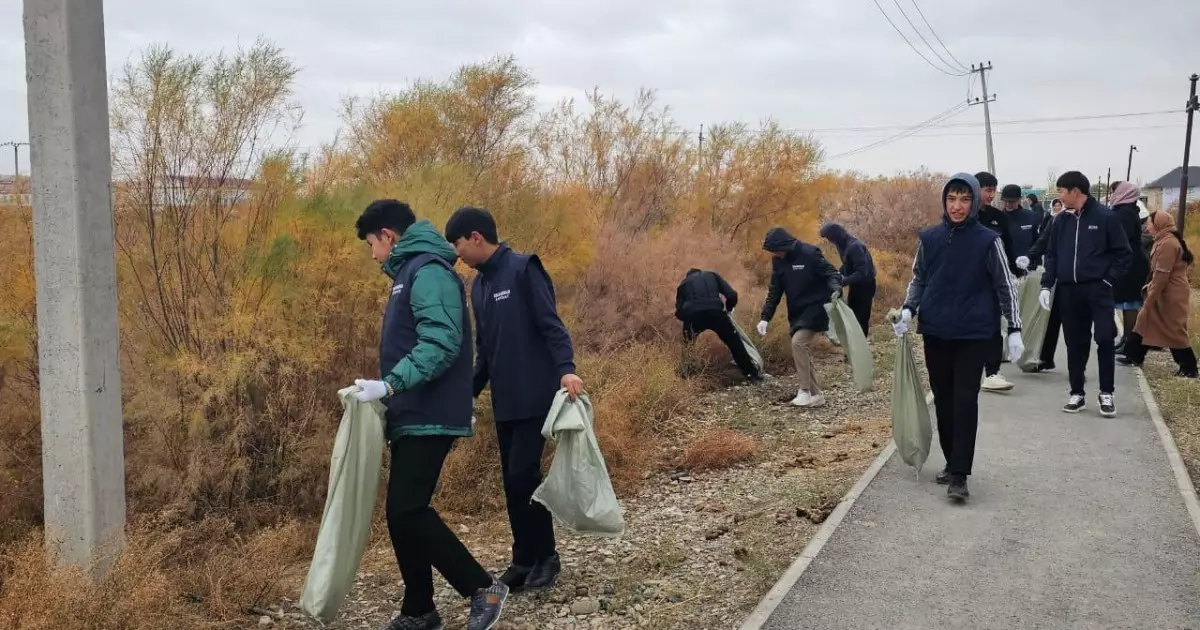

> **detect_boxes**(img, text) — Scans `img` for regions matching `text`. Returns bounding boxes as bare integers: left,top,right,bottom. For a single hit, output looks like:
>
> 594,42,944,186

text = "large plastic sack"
532,391,625,537
729,313,764,375
1017,269,1054,372
825,295,874,392
300,388,386,623
888,309,932,472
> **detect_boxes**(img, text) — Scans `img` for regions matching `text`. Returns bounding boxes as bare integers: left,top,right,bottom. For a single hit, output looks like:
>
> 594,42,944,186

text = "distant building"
145,175,254,208
1144,166,1200,213
0,175,31,205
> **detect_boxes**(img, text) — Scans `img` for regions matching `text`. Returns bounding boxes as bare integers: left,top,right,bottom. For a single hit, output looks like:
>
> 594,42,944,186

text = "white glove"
1038,289,1052,311
1007,331,1025,362
756,321,769,336
1016,256,1030,271
351,379,389,402
892,309,913,336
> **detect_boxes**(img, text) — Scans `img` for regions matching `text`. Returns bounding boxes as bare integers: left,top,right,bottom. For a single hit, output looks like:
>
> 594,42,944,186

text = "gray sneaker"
380,611,443,630
467,580,508,630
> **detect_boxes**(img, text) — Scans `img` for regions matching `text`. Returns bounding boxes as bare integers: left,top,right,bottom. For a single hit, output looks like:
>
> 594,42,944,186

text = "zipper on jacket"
1072,214,1080,284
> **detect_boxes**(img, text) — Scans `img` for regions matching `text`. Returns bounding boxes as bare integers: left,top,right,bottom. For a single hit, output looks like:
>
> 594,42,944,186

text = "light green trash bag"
1017,269,1055,372
531,391,625,537
825,295,874,392
888,309,932,472
729,313,764,375
300,387,386,623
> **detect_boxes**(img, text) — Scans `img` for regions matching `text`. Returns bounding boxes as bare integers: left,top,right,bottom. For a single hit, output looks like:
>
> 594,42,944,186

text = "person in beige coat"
1117,211,1198,378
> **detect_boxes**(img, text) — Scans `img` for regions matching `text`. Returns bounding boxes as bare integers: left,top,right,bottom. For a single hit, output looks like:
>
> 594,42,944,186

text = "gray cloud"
2,0,1198,186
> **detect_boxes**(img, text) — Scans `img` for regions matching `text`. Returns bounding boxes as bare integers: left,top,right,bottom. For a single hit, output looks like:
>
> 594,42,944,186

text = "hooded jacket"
902,173,1021,340
1039,196,1133,290
379,220,474,440
759,228,842,334
818,223,876,287
471,243,577,423
676,269,737,320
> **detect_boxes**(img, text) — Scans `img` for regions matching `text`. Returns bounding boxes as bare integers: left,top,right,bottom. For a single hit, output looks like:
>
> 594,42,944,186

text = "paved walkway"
755,349,1200,630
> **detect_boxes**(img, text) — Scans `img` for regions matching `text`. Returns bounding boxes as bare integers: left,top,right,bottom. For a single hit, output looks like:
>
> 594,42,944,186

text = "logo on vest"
493,289,512,302
791,264,806,271
391,284,404,296
1020,224,1033,230
1087,224,1099,231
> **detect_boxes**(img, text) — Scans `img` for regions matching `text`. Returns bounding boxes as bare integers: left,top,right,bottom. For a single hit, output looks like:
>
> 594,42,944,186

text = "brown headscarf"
1150,210,1176,242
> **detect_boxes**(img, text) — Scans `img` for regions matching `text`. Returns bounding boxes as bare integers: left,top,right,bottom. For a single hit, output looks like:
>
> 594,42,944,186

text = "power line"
908,0,971,73
821,123,1183,140
827,101,969,160
747,109,1185,135
870,0,968,76
891,0,969,75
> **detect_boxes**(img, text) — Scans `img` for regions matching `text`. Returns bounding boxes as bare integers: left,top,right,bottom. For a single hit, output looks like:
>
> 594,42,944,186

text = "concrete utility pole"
23,0,126,575
1127,145,1137,181
1178,73,1198,234
969,62,997,175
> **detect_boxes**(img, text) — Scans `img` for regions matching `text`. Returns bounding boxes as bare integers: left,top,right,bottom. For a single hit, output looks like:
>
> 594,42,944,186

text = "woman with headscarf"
1108,181,1151,351
1117,211,1198,378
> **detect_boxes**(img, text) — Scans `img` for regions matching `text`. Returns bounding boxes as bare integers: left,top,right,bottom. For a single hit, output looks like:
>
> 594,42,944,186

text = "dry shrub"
437,414,505,516
820,169,944,254
681,428,757,471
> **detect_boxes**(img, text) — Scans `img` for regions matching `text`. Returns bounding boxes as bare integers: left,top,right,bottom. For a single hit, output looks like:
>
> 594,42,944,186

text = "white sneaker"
981,374,1014,392
805,394,826,408
790,390,812,407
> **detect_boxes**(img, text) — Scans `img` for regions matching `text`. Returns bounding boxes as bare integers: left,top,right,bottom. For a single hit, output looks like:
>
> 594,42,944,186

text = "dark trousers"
682,311,759,378
1121,332,1199,375
1039,295,1063,365
387,436,491,617
846,281,876,336
496,417,556,567
1059,282,1118,395
983,332,1004,376
924,336,990,476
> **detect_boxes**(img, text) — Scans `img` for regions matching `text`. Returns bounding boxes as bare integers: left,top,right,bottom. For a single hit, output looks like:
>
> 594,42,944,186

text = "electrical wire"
891,0,969,76
908,0,971,73
827,101,969,159
870,0,968,77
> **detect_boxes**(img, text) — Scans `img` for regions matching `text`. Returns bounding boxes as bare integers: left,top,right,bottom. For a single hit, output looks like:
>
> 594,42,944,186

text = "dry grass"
681,428,758,471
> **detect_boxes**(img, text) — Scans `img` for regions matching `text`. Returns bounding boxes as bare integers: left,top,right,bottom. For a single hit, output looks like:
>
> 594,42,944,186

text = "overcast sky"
2,0,1198,187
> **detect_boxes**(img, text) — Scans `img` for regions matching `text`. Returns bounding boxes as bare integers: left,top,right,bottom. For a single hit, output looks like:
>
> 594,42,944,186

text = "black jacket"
1040,197,1133,290
1004,206,1041,264
676,269,737,320
977,205,1018,274
760,228,842,334
1111,202,1150,303
1028,211,1057,269
818,222,876,287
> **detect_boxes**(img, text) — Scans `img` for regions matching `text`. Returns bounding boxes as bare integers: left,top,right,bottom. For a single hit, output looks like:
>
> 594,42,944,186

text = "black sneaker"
467,580,508,630
934,468,951,485
947,474,969,502
1033,361,1055,373
525,553,561,589
1176,370,1200,379
498,564,531,591
1098,393,1116,418
1063,394,1086,413
380,611,444,630
1116,356,1140,367
747,373,765,385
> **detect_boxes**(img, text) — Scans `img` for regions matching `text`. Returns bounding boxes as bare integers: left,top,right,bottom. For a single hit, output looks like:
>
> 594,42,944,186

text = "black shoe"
467,580,508,630
1063,394,1086,413
1098,393,1116,418
1116,356,1140,367
1176,370,1199,379
380,611,444,630
498,564,531,591
934,468,951,485
1034,361,1055,372
747,373,765,384
947,474,969,501
524,554,561,589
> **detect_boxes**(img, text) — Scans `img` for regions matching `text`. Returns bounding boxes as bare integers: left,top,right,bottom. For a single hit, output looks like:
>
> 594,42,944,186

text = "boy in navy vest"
893,174,1023,502
444,206,583,592
348,200,508,630
975,172,1019,394
756,227,842,408
1038,171,1132,417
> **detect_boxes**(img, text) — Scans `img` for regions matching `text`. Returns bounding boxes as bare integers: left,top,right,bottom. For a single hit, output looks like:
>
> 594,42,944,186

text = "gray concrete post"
23,0,126,574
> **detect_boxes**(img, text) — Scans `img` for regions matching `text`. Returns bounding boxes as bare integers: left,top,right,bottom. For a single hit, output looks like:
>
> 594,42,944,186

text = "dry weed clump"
681,428,758,471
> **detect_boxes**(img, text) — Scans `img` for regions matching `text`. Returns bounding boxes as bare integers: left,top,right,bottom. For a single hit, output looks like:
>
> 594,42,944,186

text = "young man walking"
675,268,763,382
1039,172,1132,416
1002,184,1041,276
1027,198,1066,372
819,222,877,335
349,200,507,630
975,172,1019,393
894,173,1022,502
757,227,842,408
443,206,582,593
